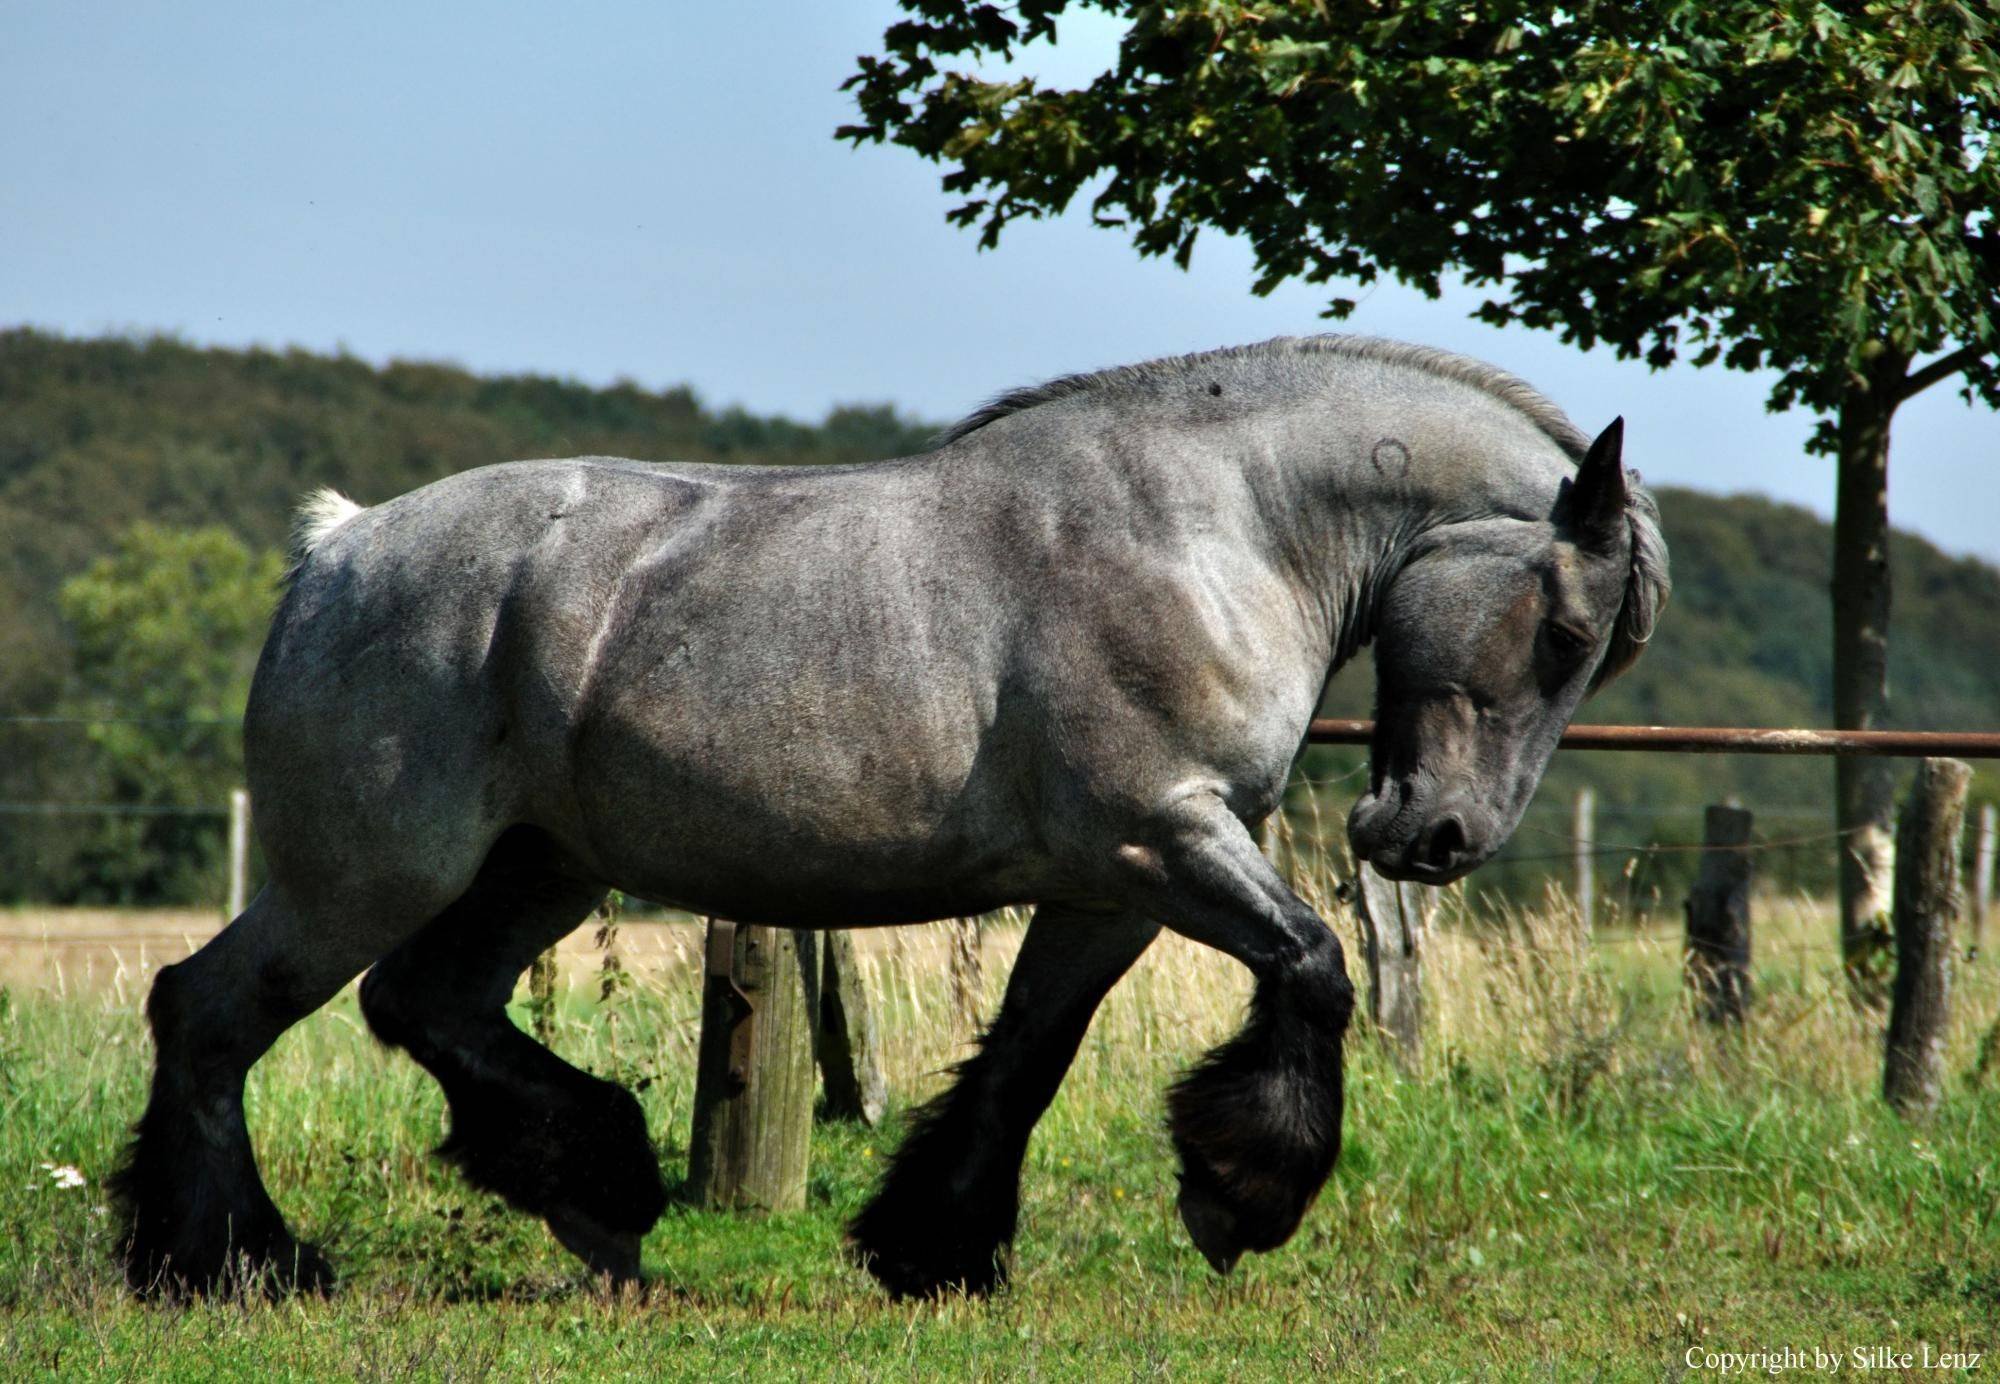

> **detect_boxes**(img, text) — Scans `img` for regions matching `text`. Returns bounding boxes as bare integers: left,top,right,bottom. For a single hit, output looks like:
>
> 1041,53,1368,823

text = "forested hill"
0,328,936,713
2,328,1995,902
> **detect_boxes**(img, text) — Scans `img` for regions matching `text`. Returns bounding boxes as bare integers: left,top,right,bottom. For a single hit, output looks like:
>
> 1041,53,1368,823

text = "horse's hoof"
121,1234,335,1301
547,1206,643,1286
1168,1071,1329,1272
1176,1170,1245,1275
847,1224,1007,1300
847,1175,1014,1300
853,1246,1006,1301
141,1250,333,1301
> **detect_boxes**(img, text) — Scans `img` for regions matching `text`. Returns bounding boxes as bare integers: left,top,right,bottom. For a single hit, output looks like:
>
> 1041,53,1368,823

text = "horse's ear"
1570,417,1627,546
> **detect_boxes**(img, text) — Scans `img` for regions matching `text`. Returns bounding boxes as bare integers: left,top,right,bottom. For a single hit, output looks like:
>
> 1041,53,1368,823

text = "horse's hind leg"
849,906,1158,1298
358,833,665,1283
113,883,426,1296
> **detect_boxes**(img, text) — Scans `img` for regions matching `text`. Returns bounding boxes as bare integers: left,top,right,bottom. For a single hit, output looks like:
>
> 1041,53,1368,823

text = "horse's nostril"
1423,815,1467,869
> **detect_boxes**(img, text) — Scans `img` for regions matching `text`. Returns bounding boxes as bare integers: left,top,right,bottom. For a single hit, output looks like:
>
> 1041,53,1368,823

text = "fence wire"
4,712,1988,920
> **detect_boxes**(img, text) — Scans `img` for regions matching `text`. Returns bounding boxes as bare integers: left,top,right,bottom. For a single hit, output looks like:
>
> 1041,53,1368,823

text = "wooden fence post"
689,921,818,1211
1884,758,1972,1118
1972,803,1996,956
1573,787,1596,925
816,930,887,1125
1353,864,1437,1071
1683,804,1753,1023
226,787,251,921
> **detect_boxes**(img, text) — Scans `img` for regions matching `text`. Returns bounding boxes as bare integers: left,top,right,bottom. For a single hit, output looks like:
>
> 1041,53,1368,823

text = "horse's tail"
285,487,366,582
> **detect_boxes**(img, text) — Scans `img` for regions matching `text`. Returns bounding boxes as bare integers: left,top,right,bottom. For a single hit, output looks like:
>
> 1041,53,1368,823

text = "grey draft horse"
113,335,1667,1299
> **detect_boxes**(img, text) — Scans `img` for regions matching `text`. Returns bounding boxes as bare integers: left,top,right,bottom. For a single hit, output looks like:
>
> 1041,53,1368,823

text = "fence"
5,714,1996,941
6,712,1999,1195
0,711,244,908
684,720,2000,1198
1305,718,2000,757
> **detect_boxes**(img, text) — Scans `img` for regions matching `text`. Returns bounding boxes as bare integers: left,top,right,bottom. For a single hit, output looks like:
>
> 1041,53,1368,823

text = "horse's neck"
1238,372,1570,668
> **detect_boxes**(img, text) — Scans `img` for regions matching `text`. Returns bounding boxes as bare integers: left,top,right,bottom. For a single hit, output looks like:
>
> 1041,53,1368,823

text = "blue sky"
4,2,1994,559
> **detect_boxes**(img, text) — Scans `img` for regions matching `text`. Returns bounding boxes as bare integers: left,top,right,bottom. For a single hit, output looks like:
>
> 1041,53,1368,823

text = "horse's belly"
583,802,1051,926
565,694,1047,924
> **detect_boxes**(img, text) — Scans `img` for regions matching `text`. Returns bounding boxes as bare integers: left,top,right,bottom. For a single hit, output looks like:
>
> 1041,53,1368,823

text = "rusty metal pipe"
1305,719,2000,759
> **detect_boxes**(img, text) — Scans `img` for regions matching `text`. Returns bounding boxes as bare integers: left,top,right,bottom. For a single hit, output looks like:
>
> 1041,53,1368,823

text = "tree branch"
1897,342,1990,402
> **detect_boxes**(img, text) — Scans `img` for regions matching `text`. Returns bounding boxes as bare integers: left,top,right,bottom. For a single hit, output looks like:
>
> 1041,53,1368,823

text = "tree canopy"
52,525,283,902
844,0,1998,430
845,0,1998,973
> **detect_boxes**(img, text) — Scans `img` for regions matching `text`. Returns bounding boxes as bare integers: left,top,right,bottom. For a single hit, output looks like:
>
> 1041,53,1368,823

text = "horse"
111,334,1668,1300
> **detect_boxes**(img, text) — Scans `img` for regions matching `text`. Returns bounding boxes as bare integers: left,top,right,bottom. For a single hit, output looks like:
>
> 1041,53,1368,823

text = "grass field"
1,886,1997,1380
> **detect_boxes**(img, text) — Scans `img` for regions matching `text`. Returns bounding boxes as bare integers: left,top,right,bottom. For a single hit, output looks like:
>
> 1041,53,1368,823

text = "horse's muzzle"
1347,790,1487,883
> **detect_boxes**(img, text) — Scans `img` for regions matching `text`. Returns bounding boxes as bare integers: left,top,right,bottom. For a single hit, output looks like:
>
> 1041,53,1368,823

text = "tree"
57,524,284,903
843,1,2000,983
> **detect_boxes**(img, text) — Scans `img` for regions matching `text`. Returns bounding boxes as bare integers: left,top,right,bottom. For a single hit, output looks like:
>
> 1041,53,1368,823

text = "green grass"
2,902,1998,1380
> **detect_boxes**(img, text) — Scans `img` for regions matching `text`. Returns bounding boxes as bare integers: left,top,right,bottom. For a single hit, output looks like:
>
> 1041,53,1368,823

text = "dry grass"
2,834,1998,1377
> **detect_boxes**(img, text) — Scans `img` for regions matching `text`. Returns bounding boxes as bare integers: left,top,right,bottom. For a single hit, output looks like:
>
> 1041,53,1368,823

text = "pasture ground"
0,893,1997,1380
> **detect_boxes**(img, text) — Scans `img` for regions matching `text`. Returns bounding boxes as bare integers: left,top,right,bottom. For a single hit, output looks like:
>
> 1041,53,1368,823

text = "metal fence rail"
13,712,2000,758
1306,719,2000,758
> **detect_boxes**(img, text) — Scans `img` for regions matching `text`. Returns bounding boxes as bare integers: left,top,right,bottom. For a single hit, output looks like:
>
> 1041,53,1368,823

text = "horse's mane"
937,334,1591,456
942,333,1669,692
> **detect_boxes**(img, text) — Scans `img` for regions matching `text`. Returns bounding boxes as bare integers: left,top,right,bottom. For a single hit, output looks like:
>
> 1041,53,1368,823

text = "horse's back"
245,459,717,896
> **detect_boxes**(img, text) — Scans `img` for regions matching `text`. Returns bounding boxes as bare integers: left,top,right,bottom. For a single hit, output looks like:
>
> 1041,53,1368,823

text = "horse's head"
1349,419,1669,882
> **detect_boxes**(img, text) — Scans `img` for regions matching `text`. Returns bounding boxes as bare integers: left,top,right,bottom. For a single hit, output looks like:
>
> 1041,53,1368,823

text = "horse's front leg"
849,906,1158,1298
1127,792,1355,1274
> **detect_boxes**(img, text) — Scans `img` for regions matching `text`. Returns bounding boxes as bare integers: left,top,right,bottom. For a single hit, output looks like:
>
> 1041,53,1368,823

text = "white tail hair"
286,487,365,579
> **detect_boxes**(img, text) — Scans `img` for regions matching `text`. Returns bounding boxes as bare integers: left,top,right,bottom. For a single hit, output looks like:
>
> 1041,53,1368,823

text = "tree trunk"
1833,349,1907,1000
1884,758,1970,1118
